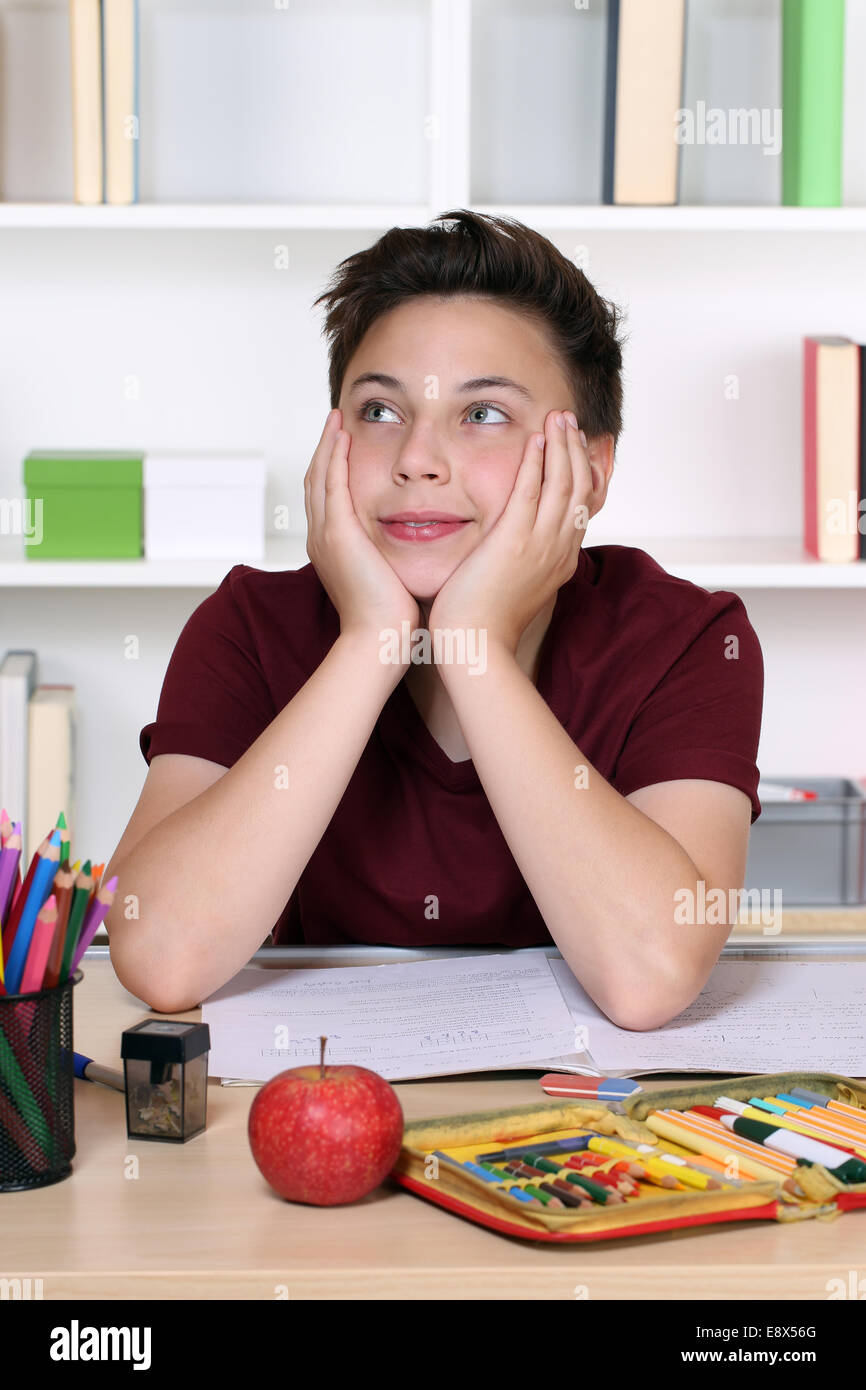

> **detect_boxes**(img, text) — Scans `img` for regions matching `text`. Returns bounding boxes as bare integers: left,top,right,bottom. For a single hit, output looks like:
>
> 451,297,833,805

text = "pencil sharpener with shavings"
120,1020,210,1143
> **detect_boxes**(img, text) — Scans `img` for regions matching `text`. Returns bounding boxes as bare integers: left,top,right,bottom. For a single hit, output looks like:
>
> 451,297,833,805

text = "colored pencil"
4,832,61,995
42,863,76,990
19,897,58,995
2,831,50,959
55,811,70,867
68,876,117,977
58,860,93,984
0,822,22,931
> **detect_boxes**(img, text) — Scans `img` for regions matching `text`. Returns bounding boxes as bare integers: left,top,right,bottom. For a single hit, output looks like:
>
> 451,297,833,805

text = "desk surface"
4,955,866,1300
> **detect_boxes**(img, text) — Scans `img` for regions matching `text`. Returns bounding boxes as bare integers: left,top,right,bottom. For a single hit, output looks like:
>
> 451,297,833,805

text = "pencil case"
389,1072,866,1242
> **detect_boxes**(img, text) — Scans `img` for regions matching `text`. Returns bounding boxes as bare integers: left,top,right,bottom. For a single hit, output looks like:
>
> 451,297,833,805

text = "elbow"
601,975,703,1032
114,957,202,1015
108,923,202,1015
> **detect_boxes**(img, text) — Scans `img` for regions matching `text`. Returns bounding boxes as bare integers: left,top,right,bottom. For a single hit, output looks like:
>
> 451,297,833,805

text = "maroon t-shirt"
139,545,764,947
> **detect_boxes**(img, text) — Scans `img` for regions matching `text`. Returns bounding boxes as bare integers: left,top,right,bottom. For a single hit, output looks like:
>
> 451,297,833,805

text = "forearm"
108,630,403,1011
438,642,708,1030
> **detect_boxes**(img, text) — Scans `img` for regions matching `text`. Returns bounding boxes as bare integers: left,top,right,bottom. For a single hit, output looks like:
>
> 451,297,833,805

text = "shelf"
1,203,866,231
644,538,866,590
0,535,308,587
0,535,863,589
0,203,431,230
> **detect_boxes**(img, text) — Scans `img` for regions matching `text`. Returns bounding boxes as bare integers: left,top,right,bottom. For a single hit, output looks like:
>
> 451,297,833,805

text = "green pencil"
59,860,92,984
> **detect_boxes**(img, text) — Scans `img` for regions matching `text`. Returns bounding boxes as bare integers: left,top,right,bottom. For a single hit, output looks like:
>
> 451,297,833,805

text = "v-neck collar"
379,550,590,791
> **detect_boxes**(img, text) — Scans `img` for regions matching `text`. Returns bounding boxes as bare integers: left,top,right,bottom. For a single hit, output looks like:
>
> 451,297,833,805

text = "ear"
585,434,615,518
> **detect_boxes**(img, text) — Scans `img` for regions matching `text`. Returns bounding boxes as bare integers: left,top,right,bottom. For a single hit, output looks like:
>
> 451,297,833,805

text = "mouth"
379,514,471,543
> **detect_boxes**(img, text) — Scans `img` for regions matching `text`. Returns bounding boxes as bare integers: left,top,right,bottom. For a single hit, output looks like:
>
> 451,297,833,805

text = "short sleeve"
139,566,276,769
612,593,765,824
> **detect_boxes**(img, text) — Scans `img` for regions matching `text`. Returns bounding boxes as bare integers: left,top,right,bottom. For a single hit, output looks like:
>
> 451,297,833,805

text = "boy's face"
338,295,589,606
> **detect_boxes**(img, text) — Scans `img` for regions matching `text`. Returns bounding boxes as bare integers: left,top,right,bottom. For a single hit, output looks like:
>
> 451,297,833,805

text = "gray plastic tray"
744,776,866,905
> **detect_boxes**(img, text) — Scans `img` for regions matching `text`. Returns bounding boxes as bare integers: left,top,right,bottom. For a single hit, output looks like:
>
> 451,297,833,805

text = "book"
27,687,76,873
782,0,846,207
69,0,104,205
103,0,139,204
803,335,861,563
602,0,687,206
202,953,866,1085
0,652,38,863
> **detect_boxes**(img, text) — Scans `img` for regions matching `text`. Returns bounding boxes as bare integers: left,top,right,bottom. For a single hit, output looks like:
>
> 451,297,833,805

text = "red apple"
248,1036,404,1205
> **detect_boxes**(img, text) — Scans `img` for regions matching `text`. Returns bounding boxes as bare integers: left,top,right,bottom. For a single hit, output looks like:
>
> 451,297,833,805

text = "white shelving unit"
2,0,866,871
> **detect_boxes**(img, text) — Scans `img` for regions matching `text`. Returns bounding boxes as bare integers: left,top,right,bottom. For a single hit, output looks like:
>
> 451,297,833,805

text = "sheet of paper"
545,958,866,1076
203,951,577,1082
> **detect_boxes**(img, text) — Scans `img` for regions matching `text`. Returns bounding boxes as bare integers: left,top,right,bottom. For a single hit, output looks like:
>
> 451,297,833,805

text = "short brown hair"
312,208,626,449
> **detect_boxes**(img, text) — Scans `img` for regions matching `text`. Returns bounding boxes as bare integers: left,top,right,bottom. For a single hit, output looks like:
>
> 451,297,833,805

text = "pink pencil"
19,895,58,994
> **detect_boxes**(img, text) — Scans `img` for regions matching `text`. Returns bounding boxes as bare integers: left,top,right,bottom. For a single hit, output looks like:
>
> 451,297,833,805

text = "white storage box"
144,452,266,559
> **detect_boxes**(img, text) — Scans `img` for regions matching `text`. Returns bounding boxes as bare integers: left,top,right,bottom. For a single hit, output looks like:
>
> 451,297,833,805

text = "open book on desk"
201,950,866,1084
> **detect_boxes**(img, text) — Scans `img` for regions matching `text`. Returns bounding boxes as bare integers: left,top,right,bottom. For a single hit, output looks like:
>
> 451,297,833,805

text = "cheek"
466,451,520,523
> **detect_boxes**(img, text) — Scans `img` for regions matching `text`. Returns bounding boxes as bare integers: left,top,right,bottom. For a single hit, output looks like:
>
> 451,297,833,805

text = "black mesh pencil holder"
0,970,82,1191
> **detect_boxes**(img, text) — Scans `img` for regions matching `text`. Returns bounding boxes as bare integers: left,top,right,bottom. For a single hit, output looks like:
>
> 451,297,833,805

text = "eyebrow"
347,372,534,402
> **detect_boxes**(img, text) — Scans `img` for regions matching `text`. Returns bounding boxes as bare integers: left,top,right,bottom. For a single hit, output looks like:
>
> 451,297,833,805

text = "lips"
379,515,470,543
380,511,467,523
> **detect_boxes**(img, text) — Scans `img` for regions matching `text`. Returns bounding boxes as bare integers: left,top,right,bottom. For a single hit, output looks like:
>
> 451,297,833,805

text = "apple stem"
320,1035,327,1080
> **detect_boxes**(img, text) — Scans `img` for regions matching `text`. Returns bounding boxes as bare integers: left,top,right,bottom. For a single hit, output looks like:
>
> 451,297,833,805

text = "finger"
499,428,546,536
306,408,343,530
322,428,356,529
535,409,576,534
562,414,594,540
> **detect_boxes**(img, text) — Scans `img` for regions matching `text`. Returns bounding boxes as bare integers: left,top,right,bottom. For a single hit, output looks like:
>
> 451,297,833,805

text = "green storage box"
23,451,143,558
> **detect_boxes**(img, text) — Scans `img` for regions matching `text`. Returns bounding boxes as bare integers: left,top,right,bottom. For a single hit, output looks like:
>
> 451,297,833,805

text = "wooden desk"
3,955,865,1300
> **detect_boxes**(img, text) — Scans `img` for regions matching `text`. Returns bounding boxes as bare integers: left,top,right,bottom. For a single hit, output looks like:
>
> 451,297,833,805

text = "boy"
105,210,763,1028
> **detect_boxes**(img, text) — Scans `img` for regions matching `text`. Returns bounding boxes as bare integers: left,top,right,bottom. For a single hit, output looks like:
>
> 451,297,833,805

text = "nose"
392,424,449,483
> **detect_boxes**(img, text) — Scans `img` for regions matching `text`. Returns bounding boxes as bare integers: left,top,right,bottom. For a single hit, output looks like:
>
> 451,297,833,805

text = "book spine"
803,337,818,560
782,0,846,206
69,0,104,204
104,0,139,205
601,0,620,205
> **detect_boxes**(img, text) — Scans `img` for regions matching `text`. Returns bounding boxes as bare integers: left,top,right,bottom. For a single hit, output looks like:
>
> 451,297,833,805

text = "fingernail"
555,412,566,429
579,430,587,448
